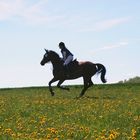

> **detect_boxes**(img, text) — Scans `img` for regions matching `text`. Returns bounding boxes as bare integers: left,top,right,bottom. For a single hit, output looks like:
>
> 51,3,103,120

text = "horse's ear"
44,49,49,53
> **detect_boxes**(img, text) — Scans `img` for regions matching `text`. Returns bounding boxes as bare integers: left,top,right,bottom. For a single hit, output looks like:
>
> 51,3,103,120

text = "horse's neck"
51,59,63,69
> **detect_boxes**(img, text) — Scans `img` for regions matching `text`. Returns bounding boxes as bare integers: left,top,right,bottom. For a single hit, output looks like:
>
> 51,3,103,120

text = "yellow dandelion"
132,128,136,140
109,133,115,140
80,126,84,131
50,128,58,134
40,116,47,125
85,127,90,133
4,128,13,135
47,134,51,139
53,138,59,140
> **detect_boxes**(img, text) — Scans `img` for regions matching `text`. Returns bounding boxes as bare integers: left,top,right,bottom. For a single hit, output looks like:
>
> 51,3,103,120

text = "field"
0,83,140,140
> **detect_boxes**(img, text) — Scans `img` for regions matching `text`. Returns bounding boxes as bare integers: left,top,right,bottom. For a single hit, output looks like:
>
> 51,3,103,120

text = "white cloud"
0,1,132,28
0,0,59,24
95,17,131,31
102,41,129,50
79,17,132,32
0,0,23,20
1,0,67,26
93,41,129,54
20,0,49,24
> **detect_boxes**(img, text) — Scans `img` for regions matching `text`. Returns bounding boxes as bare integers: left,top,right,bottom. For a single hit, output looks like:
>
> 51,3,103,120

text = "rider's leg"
63,55,73,65
63,55,73,76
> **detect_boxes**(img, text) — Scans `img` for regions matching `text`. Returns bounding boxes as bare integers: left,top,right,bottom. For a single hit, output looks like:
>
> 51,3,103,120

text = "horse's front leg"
49,77,58,96
57,80,70,90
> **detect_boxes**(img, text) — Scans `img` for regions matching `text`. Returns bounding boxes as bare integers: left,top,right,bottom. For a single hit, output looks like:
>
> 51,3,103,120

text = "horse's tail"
96,63,107,83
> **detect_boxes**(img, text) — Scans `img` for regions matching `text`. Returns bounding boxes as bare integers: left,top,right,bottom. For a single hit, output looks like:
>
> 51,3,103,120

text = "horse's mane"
49,50,61,59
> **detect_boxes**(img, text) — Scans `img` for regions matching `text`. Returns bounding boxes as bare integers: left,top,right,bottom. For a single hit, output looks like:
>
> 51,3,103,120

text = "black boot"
64,65,70,77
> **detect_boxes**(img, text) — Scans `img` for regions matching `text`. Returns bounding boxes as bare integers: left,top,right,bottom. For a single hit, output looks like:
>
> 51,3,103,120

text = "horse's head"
40,49,61,66
40,49,51,66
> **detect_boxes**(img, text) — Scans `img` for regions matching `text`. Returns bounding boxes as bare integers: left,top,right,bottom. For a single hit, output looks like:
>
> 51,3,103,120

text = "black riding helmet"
59,42,65,49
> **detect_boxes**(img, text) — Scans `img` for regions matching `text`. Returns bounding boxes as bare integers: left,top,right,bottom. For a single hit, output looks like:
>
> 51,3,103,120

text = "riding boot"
64,65,70,77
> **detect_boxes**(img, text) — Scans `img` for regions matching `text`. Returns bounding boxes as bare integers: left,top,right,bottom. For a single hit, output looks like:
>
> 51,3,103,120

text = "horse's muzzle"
40,61,45,66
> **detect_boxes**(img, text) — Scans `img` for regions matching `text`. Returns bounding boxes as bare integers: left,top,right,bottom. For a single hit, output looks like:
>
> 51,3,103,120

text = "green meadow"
0,83,140,140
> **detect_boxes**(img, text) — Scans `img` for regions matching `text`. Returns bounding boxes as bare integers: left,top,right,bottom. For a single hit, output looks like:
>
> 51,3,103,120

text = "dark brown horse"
40,49,107,97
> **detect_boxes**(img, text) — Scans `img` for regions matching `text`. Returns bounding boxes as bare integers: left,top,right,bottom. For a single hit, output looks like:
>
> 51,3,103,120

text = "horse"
40,49,107,97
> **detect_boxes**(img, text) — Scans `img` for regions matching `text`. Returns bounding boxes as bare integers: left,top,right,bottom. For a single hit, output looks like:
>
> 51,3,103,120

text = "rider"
59,42,74,76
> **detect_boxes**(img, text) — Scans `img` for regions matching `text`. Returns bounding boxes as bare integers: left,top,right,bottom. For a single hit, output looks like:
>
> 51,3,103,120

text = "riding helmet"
59,42,65,47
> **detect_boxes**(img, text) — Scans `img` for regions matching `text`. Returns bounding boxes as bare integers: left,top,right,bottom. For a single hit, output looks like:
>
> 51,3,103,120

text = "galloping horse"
40,49,107,97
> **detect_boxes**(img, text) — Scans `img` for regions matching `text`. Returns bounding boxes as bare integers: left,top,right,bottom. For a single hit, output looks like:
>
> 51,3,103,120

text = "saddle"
63,59,78,77
68,59,78,66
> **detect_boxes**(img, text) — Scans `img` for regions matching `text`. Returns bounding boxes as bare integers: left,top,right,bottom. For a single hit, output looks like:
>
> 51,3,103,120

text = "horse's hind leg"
79,77,89,97
79,85,88,97
88,78,94,87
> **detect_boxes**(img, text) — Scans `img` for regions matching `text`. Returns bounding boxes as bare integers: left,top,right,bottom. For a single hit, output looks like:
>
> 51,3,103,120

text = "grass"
0,83,140,139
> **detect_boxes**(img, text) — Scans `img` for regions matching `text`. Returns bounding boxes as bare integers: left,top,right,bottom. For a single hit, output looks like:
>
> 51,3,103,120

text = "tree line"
118,76,140,83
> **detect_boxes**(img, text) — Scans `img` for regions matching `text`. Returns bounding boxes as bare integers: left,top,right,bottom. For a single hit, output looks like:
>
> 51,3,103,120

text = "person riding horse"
40,49,107,97
59,42,74,76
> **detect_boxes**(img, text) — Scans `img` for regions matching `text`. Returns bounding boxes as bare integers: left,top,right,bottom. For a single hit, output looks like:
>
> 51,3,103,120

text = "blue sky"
0,0,140,88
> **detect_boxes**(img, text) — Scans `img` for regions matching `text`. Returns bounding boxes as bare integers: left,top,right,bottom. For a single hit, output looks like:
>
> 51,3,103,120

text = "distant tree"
118,76,140,83
118,80,123,84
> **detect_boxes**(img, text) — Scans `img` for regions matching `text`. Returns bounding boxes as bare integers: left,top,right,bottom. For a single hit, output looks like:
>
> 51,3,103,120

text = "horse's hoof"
66,87,70,91
51,92,55,96
74,96,79,99
79,94,84,98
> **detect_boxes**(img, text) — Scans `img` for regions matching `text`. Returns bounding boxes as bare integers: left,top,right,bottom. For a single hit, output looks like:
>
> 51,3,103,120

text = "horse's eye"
45,54,48,57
